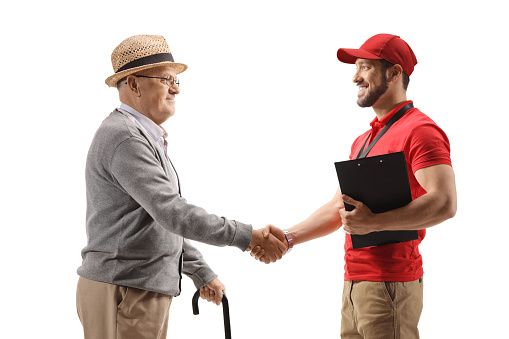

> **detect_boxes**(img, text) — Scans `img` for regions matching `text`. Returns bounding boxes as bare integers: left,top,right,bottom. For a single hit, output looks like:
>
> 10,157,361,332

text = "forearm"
248,189,344,262
376,189,456,231
288,197,343,245
375,165,457,231
341,164,457,235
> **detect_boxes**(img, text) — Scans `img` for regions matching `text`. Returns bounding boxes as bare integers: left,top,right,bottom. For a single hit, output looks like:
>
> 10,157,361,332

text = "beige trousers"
341,278,423,339
76,277,173,339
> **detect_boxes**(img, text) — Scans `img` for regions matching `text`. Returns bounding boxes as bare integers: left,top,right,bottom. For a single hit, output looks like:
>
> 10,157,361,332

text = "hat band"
116,53,175,73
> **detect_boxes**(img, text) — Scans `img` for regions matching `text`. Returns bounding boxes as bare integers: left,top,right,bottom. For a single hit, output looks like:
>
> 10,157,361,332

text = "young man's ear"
387,64,403,83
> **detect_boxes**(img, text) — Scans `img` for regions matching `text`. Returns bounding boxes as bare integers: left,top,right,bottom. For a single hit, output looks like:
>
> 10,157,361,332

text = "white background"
1,0,507,338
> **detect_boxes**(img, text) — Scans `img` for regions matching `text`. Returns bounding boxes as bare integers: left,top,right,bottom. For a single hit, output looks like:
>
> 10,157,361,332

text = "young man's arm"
288,187,344,245
249,187,344,260
341,164,457,234
251,164,456,260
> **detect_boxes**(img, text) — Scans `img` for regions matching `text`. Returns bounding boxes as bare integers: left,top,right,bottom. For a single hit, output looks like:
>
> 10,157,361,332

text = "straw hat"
105,35,188,87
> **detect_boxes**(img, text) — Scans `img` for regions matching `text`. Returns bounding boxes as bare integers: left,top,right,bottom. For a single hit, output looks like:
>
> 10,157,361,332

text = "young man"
252,34,457,338
76,35,287,339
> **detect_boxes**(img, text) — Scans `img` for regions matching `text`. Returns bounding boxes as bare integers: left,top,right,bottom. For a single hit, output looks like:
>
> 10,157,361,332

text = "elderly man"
252,34,457,338
76,35,287,339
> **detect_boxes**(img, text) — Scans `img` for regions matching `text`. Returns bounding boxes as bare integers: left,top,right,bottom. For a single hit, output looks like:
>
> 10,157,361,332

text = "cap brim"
337,48,383,64
105,61,188,87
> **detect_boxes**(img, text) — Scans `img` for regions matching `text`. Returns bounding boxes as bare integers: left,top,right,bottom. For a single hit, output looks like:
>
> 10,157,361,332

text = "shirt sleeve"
109,136,253,251
407,122,452,173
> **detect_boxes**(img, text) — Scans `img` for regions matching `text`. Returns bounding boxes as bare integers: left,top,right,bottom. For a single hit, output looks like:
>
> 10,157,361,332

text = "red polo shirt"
344,100,451,282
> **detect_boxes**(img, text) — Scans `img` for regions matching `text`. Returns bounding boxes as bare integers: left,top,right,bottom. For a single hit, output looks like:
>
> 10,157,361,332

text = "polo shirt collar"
370,100,413,127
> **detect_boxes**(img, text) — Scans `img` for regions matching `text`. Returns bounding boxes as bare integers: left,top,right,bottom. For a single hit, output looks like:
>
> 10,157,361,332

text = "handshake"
247,225,289,264
200,225,289,305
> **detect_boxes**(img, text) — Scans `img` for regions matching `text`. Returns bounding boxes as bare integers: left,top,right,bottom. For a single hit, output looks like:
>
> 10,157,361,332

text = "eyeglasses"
133,75,180,87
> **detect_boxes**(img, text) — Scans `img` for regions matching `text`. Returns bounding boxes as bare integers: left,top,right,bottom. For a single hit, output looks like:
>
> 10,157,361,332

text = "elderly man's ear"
124,75,141,96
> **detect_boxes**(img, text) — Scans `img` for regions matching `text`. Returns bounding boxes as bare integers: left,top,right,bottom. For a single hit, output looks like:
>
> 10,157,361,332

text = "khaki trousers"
76,277,173,339
341,278,423,339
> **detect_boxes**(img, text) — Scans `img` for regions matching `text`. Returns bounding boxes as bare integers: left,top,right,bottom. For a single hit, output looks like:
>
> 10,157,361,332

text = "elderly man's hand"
247,225,287,264
199,278,225,306
248,225,288,263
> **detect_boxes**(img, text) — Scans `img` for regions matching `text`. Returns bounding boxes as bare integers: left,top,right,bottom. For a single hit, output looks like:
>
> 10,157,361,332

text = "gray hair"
116,77,127,91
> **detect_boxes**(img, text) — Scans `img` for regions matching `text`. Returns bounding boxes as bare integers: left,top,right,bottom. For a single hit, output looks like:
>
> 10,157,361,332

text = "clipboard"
334,151,418,249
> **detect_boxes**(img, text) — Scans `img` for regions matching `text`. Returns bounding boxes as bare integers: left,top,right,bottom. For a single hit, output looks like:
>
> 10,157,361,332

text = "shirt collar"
118,103,166,142
370,100,413,128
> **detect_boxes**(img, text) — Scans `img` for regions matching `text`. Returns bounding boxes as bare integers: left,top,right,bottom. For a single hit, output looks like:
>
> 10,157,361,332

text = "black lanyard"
356,103,414,159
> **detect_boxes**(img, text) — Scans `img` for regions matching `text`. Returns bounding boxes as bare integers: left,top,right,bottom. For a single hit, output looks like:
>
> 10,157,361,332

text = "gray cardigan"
78,110,253,295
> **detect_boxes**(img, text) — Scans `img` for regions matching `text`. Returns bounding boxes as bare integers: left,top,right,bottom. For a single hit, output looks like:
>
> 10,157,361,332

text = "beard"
357,73,389,108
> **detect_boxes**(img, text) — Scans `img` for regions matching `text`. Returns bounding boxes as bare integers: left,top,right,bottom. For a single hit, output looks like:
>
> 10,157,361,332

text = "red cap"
337,34,417,76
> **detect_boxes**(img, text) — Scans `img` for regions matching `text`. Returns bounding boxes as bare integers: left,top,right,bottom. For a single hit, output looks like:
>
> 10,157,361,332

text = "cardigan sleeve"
182,239,218,289
109,135,253,251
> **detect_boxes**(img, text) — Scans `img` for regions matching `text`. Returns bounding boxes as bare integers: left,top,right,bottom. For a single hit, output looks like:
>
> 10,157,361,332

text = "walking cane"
192,289,232,339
